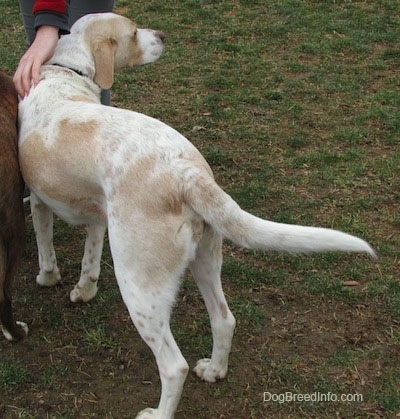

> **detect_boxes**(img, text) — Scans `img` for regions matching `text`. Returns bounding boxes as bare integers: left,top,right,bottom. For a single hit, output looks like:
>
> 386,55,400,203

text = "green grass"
0,361,29,395
0,0,399,418
83,325,119,350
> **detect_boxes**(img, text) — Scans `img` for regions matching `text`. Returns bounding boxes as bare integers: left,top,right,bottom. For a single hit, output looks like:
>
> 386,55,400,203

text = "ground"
0,219,398,418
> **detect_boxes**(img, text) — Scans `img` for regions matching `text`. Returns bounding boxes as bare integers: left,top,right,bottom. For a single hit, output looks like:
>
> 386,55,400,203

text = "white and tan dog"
18,13,375,419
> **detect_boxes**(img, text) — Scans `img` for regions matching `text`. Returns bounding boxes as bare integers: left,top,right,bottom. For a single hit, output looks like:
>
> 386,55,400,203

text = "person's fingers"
12,70,23,97
13,56,32,97
31,60,41,88
13,25,59,98
22,60,34,96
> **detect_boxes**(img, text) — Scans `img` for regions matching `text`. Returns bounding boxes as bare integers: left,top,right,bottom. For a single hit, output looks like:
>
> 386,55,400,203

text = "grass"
0,361,29,395
83,325,119,350
0,0,399,417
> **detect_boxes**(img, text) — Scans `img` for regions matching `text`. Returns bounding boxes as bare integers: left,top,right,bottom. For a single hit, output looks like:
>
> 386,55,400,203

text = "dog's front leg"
70,224,106,303
31,193,61,287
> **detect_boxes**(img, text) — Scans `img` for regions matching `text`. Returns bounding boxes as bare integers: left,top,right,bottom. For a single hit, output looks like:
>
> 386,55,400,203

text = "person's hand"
13,25,59,98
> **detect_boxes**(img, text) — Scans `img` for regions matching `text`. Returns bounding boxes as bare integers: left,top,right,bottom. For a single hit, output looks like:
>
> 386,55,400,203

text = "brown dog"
0,68,27,341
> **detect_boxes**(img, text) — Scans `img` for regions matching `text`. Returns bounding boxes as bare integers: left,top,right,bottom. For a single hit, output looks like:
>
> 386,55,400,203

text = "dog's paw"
135,407,159,418
2,321,29,341
70,282,98,303
36,268,61,287
17,321,29,336
194,358,227,383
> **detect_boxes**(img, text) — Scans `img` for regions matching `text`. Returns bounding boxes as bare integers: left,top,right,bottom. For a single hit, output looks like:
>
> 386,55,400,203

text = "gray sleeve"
34,12,70,35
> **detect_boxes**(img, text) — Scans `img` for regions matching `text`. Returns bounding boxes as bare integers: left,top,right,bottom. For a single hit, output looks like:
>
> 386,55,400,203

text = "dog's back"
0,68,26,341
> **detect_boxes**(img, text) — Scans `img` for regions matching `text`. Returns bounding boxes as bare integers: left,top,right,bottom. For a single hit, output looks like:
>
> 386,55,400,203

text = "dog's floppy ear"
92,38,118,89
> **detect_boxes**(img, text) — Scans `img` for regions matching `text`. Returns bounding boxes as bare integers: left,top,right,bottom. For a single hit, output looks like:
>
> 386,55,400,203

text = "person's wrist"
36,25,59,38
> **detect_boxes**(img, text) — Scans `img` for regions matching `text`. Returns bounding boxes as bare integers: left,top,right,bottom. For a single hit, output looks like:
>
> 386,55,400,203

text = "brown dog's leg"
0,67,28,340
0,195,27,341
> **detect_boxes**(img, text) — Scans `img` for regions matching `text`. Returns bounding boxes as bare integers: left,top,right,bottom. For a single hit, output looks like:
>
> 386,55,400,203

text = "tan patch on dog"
57,118,99,145
19,131,46,190
110,156,203,281
20,120,105,220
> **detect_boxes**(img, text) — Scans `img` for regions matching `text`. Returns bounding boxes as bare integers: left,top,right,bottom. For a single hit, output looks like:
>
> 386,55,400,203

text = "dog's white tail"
185,175,376,257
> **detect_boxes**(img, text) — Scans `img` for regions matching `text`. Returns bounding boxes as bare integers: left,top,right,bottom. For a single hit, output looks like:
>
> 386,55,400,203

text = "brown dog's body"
0,69,26,341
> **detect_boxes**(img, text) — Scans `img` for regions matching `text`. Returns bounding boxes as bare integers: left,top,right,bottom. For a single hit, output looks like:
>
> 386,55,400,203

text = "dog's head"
70,13,165,89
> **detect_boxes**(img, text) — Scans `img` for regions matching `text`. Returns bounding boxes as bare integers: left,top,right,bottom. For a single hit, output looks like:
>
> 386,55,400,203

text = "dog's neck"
47,33,96,81
51,63,87,77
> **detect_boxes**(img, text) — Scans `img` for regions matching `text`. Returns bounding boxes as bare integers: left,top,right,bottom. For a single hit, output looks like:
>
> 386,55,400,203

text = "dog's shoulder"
19,66,101,123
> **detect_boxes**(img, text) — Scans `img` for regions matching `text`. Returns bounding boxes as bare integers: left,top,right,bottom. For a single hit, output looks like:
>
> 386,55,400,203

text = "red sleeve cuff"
33,0,67,15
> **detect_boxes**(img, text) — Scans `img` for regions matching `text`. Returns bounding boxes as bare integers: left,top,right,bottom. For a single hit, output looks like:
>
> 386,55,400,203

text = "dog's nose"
156,30,166,43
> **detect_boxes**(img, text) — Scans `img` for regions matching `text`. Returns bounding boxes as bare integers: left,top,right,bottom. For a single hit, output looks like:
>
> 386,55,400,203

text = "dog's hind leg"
133,312,189,419
70,224,106,303
190,226,236,382
108,225,190,419
117,274,188,419
31,193,61,287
